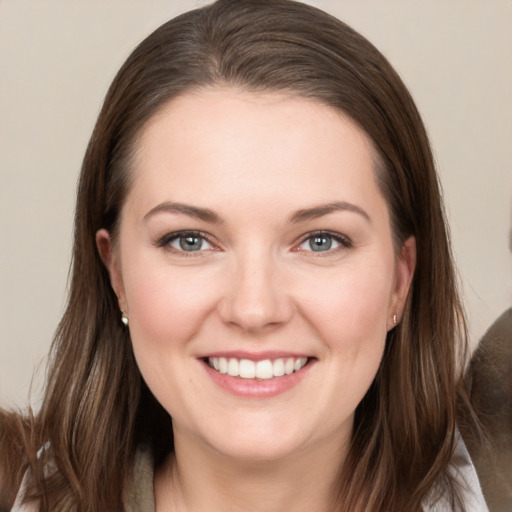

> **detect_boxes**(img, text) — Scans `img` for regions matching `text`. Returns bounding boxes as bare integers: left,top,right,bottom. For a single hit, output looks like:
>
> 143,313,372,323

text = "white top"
424,431,489,512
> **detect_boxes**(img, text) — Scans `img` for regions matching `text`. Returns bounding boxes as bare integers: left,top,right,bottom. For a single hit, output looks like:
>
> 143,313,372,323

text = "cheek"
123,263,222,412
296,258,394,354
123,261,220,350
304,261,393,405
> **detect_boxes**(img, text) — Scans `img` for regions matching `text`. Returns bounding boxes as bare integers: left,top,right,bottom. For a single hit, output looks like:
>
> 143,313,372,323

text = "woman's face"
98,88,415,462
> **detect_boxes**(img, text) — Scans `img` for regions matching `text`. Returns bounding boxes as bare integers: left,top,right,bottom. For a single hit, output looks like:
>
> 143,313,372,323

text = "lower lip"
201,359,313,398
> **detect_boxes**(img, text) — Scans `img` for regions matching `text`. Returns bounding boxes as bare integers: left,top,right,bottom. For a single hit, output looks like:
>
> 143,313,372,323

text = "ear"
388,236,416,330
96,229,127,312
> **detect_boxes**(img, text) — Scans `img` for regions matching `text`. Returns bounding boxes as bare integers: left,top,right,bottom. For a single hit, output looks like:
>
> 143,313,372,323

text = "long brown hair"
1,1,471,510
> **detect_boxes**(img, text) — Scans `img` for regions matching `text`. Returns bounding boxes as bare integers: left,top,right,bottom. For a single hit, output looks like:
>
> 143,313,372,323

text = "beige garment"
10,446,156,512
123,444,156,512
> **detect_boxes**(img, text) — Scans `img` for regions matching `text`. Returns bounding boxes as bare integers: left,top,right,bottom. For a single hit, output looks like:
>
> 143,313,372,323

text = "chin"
210,437,304,463
195,414,317,463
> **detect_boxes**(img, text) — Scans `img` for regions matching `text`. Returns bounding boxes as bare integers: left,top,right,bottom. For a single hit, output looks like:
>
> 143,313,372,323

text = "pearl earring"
393,314,398,325
121,310,129,326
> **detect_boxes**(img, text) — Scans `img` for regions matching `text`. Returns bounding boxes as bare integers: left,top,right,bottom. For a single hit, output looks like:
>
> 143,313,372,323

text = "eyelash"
156,230,353,256
295,230,353,255
156,230,217,256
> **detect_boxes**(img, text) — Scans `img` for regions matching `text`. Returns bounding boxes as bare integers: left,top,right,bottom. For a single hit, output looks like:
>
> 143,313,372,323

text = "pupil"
310,235,332,251
180,236,202,251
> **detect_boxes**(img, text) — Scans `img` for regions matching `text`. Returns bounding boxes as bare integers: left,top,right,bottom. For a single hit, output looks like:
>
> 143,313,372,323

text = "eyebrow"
143,200,370,225
287,201,371,224
143,202,224,224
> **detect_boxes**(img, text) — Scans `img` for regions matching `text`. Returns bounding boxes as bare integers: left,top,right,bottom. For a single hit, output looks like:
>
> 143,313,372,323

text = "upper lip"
198,351,312,361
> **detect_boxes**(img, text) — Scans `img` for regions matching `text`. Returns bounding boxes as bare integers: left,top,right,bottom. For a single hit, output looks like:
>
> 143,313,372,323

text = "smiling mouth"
206,356,309,380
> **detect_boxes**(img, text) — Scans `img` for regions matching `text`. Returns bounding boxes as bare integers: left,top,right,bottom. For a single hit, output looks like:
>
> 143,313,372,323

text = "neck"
154,427,349,512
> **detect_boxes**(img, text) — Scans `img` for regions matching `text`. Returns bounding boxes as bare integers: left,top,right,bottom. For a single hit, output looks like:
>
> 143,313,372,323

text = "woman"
0,0,487,510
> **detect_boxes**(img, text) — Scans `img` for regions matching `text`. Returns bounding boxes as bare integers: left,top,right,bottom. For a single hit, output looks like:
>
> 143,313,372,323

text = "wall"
1,0,511,408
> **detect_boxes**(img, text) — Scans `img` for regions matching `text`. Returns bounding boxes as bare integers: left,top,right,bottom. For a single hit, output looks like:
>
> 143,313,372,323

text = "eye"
158,231,214,253
297,231,352,253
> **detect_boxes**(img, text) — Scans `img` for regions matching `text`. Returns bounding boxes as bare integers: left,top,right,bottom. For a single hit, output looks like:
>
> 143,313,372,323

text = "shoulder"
123,444,156,512
10,472,39,512
0,409,34,511
424,432,489,512
449,432,489,512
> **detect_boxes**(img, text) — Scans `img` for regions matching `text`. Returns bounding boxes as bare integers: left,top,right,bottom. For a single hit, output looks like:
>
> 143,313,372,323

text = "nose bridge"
219,245,292,332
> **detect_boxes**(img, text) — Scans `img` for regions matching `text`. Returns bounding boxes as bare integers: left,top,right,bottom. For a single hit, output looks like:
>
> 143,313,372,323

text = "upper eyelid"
296,230,352,246
157,230,217,248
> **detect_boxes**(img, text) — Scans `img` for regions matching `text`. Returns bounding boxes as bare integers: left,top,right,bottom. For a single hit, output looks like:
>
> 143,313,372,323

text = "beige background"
1,0,511,409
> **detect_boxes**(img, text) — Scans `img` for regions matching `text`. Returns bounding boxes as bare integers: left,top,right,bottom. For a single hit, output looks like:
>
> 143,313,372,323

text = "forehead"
127,87,386,219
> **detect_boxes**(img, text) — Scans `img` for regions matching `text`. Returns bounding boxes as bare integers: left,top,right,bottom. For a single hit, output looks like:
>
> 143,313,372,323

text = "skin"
97,88,416,511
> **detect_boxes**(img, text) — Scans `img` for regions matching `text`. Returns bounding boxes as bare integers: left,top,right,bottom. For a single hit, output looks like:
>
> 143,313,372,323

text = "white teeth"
273,359,285,377
239,359,256,378
227,358,238,376
208,356,308,379
294,358,307,371
255,360,273,379
284,358,294,375
219,357,228,374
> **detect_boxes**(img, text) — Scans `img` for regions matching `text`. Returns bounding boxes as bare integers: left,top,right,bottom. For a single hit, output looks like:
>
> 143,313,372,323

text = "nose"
218,251,294,334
